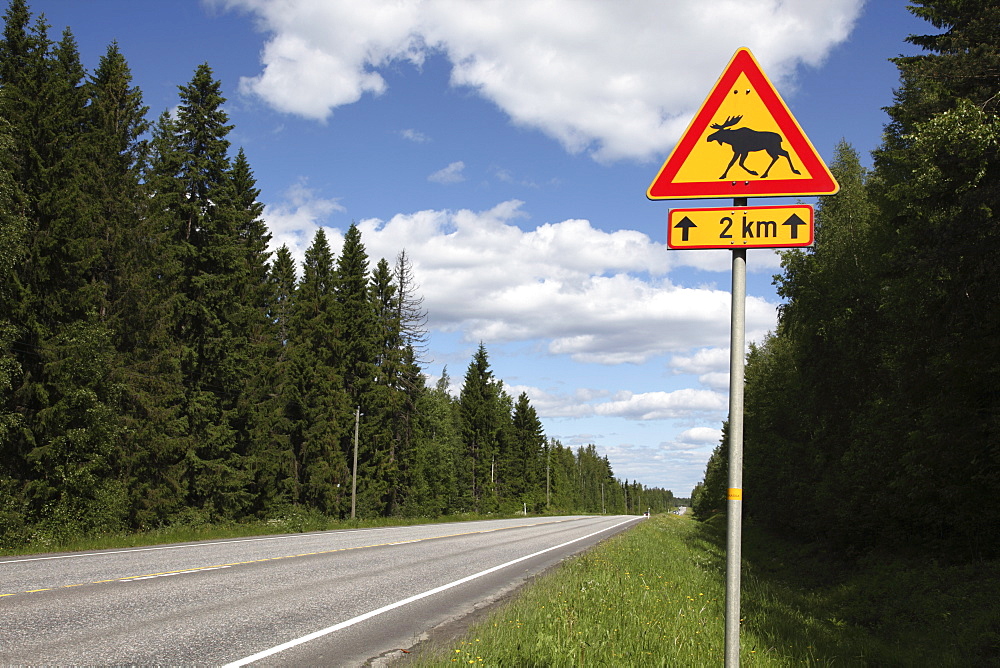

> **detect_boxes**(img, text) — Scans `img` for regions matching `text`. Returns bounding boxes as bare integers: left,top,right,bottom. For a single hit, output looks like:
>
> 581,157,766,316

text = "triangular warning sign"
647,48,838,200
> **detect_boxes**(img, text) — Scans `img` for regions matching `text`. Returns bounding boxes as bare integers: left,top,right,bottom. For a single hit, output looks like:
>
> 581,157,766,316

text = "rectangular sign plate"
667,204,814,249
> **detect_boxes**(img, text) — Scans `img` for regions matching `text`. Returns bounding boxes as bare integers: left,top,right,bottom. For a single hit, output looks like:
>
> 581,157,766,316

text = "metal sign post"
725,201,747,667
645,47,839,668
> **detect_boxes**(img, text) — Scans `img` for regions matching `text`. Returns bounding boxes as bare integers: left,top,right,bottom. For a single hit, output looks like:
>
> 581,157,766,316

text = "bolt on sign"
668,204,814,249
647,48,838,200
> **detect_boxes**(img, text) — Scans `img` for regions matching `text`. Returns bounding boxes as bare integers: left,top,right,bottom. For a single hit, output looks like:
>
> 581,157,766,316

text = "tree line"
0,0,674,547
692,0,1000,560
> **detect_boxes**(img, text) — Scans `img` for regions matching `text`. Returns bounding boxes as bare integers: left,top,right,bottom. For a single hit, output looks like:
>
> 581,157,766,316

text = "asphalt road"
0,514,642,666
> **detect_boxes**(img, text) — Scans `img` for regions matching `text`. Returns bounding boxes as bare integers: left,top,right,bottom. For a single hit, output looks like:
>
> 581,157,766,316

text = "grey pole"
725,198,748,667
351,406,359,520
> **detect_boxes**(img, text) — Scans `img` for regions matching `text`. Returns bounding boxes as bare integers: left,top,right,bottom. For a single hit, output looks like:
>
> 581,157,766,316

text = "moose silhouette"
706,115,801,179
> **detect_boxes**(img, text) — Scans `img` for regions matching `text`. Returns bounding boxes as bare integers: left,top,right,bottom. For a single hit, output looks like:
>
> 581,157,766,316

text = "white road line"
222,517,642,668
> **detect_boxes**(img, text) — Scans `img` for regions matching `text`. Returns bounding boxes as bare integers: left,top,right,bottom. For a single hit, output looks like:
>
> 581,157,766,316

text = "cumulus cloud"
216,0,863,162
506,382,728,422
513,383,725,421
263,180,345,261
697,372,731,391
677,426,723,446
348,201,779,364
591,440,714,495
595,389,727,420
670,347,731,375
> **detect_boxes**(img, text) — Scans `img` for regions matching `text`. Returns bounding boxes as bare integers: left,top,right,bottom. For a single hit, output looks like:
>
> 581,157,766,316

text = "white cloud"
349,200,779,365
670,347,730,375
401,128,430,143
263,180,345,261
218,0,863,162
677,426,723,446
428,160,466,184
698,372,731,391
589,441,712,495
595,389,727,420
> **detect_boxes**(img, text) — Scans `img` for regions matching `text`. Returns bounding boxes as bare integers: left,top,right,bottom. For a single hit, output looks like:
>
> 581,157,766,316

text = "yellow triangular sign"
648,48,838,200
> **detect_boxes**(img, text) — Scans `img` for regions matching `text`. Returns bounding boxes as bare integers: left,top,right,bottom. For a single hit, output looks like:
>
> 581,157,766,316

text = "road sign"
648,48,838,200
667,204,813,249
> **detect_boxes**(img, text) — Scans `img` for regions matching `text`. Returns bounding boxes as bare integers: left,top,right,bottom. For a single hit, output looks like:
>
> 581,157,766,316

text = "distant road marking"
121,565,233,581
222,516,642,668
0,518,582,599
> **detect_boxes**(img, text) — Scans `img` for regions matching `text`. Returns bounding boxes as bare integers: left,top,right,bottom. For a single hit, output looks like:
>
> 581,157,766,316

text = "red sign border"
648,48,839,200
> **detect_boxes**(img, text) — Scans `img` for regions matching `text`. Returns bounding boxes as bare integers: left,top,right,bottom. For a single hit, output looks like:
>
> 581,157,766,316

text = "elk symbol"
706,115,801,180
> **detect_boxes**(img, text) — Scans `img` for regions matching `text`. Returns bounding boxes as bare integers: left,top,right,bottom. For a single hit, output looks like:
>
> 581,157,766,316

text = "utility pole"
545,442,550,507
351,406,359,520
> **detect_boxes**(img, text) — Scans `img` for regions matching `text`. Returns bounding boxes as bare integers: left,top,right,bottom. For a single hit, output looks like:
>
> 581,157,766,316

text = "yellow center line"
1,518,575,599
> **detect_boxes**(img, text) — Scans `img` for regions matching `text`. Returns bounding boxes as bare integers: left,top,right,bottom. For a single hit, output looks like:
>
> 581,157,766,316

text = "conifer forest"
693,1,1000,561
0,0,674,547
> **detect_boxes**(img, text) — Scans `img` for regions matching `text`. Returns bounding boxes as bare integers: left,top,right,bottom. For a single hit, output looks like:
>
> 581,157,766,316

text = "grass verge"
408,514,1000,666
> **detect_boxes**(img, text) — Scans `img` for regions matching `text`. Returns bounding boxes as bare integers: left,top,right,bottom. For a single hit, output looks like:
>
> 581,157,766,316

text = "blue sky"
29,0,928,496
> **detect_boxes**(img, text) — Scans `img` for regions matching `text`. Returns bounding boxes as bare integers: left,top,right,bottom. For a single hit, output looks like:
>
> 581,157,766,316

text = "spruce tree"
458,344,505,512
369,257,404,513
223,147,285,515
0,13,136,536
404,372,460,516
0,105,29,545
248,244,297,514
287,229,350,514
336,224,385,516
509,392,545,509
148,63,252,521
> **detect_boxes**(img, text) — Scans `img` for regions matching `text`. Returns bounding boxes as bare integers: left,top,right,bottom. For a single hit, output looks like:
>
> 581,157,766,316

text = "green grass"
410,514,1000,666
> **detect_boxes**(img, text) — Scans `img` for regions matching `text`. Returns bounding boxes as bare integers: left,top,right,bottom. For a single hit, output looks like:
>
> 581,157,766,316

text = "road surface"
0,514,641,666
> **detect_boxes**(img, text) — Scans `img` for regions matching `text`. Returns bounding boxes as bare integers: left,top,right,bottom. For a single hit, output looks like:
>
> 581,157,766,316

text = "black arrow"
674,216,697,242
782,213,807,239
